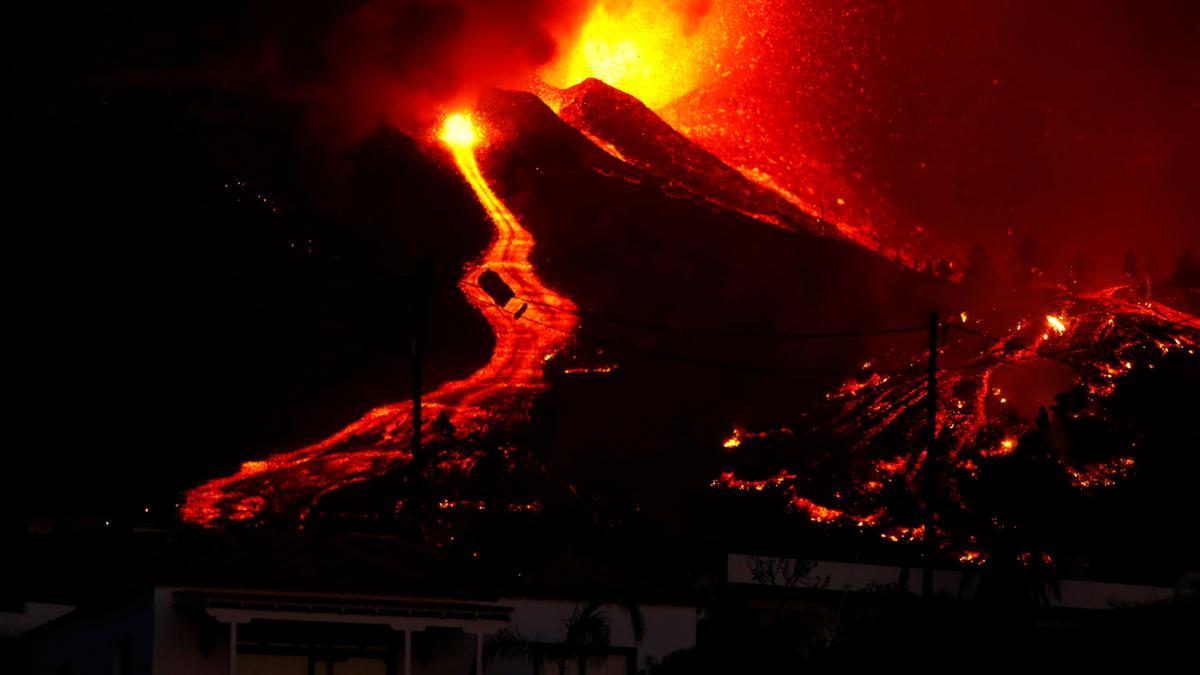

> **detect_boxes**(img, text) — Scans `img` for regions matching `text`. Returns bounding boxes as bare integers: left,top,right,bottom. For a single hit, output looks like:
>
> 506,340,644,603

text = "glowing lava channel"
181,114,577,526
716,286,1200,549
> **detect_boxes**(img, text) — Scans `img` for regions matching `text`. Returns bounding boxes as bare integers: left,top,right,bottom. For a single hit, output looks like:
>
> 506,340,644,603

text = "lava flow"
181,113,577,526
716,286,1200,551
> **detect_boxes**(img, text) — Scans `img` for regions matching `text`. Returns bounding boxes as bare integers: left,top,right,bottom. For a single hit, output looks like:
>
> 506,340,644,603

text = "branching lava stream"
181,114,577,526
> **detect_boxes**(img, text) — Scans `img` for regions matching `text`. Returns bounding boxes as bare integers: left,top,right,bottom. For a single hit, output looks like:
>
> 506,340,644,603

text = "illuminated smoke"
540,0,720,109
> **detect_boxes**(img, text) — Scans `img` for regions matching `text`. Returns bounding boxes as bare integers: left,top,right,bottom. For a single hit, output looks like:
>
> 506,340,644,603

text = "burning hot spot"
441,112,478,148
542,0,730,109
1046,315,1068,335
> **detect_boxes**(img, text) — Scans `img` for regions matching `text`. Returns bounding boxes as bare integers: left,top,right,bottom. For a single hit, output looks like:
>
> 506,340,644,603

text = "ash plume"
309,0,591,140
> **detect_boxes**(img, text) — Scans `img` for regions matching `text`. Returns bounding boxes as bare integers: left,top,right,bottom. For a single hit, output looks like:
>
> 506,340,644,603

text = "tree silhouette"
1123,249,1150,299
1066,249,1096,291
963,244,999,294
484,600,645,675
1169,250,1199,288
1123,249,1140,279
1009,232,1046,287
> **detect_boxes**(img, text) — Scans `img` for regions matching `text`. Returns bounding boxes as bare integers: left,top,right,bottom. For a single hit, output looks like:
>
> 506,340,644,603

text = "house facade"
29,587,697,675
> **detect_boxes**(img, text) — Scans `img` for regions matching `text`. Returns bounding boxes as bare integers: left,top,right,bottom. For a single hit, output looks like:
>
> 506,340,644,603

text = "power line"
532,309,1104,378
460,279,927,340
469,282,1063,378
518,311,928,378
457,276,1114,378
457,276,937,376
947,323,1103,372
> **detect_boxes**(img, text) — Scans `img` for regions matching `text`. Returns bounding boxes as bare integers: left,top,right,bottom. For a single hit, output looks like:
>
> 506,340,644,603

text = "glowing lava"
541,0,730,110
441,112,478,148
716,286,1200,550
1046,314,1068,335
181,113,577,526
535,1,944,270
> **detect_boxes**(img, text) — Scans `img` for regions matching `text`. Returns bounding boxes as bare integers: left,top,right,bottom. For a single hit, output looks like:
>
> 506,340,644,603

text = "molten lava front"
182,114,577,526
715,287,1200,555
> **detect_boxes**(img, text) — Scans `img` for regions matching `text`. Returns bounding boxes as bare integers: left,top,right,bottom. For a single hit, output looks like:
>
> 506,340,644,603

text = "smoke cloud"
271,0,714,142
309,0,590,140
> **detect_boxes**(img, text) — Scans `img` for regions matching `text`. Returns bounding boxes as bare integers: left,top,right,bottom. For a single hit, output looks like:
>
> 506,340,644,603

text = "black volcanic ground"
11,69,1200,583
555,78,819,231
467,86,961,518
10,74,961,521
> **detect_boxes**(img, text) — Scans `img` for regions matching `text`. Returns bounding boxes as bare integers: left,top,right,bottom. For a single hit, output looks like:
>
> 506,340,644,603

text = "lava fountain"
181,113,577,526
539,0,729,110
535,0,940,269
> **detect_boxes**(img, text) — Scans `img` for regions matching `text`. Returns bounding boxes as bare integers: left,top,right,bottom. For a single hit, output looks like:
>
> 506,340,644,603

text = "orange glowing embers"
1068,457,1136,489
980,437,1018,459
880,524,925,543
789,496,845,524
541,1,729,109
958,550,986,565
562,365,618,375
713,470,798,493
1017,552,1055,567
180,110,579,526
1046,315,1068,335
711,285,1200,561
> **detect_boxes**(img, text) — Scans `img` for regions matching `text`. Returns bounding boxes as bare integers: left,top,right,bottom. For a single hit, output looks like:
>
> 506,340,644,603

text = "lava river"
181,114,577,526
716,286,1200,552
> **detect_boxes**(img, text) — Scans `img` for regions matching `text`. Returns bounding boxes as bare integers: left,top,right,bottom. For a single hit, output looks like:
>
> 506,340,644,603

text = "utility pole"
923,311,939,598
411,261,432,462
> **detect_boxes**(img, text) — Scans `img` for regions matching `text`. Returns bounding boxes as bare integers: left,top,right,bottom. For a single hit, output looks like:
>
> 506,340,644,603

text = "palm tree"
484,600,645,674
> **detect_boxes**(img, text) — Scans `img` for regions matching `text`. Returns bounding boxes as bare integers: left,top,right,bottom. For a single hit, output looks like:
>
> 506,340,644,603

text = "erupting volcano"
182,113,578,525
180,0,1200,550
15,4,1200,671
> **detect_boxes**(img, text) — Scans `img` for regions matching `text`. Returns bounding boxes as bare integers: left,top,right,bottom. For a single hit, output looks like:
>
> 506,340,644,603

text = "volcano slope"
401,88,964,522
512,83,1200,570
477,85,954,360
182,82,1199,569
183,84,960,527
549,78,944,267
549,78,822,235
715,286,1200,574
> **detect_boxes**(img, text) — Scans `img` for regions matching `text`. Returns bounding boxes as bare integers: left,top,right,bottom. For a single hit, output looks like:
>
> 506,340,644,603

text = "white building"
28,586,697,675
